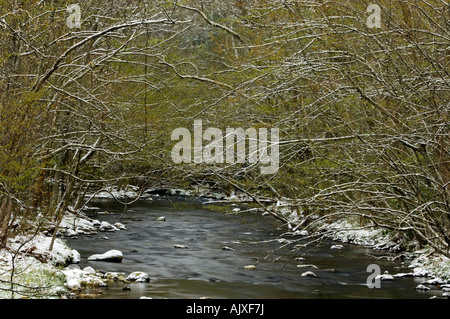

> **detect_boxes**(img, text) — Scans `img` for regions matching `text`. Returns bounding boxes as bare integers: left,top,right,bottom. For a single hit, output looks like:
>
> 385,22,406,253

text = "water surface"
67,196,439,299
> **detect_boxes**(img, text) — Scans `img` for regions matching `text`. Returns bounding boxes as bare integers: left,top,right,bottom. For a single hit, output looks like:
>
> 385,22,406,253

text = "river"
66,195,438,299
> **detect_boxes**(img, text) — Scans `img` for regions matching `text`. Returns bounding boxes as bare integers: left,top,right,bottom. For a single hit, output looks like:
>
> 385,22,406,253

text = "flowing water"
66,196,440,299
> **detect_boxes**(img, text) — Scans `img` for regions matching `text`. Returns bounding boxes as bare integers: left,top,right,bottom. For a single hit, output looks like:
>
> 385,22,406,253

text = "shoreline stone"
88,250,123,263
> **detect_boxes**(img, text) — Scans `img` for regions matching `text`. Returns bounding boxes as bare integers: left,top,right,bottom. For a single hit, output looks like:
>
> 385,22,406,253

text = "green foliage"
0,0,448,255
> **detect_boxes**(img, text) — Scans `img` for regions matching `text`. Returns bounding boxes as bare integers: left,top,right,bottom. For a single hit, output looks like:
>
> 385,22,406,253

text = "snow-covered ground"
0,234,77,299
0,209,146,299
270,200,450,297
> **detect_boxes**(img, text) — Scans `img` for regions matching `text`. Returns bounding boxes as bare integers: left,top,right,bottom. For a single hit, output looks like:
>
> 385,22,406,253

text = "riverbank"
0,208,156,299
0,186,449,298
268,199,450,296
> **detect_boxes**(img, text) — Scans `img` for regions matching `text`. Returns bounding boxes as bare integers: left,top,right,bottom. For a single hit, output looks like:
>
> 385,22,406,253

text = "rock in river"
375,271,394,280
293,230,309,236
174,244,189,249
415,284,430,291
99,221,119,232
126,271,150,283
301,271,317,277
88,250,123,263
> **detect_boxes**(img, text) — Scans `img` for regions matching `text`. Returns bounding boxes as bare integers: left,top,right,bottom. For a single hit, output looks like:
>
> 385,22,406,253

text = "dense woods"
0,0,449,258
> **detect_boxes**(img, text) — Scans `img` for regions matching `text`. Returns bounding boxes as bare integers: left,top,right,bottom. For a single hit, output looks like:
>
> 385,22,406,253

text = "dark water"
66,196,440,299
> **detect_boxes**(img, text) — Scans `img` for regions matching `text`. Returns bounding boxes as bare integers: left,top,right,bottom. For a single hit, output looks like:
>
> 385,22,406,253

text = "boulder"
99,221,119,232
301,271,317,277
422,277,445,285
297,264,318,269
105,272,126,280
114,222,127,230
92,219,101,227
413,267,430,277
71,250,81,264
126,271,150,283
88,250,123,263
65,229,78,237
67,264,80,270
393,272,414,278
375,271,394,280
415,284,430,291
174,244,189,249
83,266,96,274
66,279,81,291
293,230,309,236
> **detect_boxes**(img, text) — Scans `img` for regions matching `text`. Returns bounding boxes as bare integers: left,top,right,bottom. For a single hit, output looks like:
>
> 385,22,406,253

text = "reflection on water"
66,197,436,299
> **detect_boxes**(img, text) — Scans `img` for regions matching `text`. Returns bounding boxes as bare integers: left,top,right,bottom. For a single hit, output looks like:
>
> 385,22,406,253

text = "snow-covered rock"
83,266,96,274
376,271,394,280
59,213,97,237
66,279,81,291
393,272,414,278
277,238,292,244
62,267,107,289
126,272,150,283
422,277,445,285
8,234,75,266
71,250,81,264
413,267,431,277
293,230,309,236
415,284,430,291
88,185,141,200
297,264,318,269
174,244,189,249
88,250,123,263
92,219,101,227
301,271,316,277
99,221,119,232
114,222,127,230
331,244,343,250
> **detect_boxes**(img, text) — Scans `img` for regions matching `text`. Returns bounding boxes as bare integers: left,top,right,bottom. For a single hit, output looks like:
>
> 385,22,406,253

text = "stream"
66,196,438,299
